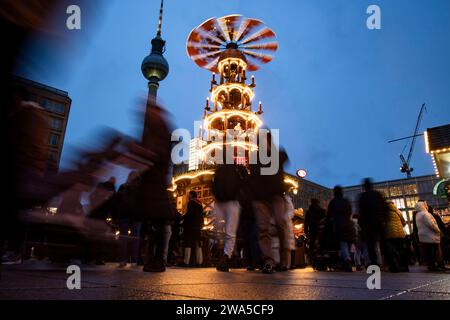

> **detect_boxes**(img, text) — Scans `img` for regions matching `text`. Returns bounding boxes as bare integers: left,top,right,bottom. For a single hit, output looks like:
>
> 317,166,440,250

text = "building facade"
13,75,71,172
288,174,333,212
343,175,449,234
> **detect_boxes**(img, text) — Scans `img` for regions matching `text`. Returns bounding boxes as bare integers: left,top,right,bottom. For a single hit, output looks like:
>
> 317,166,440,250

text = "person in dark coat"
428,206,450,271
305,198,326,267
250,144,291,274
115,171,142,268
211,164,245,272
182,191,204,266
133,103,175,272
88,176,116,220
327,185,355,272
238,172,262,271
358,178,388,266
167,206,183,266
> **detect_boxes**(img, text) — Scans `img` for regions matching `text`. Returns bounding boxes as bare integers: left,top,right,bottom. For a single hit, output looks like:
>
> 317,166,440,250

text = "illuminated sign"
296,169,307,179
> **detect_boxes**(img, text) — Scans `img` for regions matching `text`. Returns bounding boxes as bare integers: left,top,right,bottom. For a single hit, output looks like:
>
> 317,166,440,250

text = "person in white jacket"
415,201,442,271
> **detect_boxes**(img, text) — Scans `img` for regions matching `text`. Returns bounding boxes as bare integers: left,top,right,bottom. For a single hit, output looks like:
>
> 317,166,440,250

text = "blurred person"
167,207,183,266
383,201,409,272
428,206,449,270
88,176,117,219
181,191,204,267
352,214,370,271
211,164,244,272
237,170,262,271
327,186,355,272
57,186,84,216
0,0,59,266
358,178,388,266
115,171,142,268
250,147,291,274
415,201,442,272
282,194,296,271
133,103,175,273
305,198,326,268
1,86,51,263
85,176,117,265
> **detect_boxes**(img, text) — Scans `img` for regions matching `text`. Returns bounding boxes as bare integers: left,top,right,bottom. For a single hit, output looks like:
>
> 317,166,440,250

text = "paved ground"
1,262,449,300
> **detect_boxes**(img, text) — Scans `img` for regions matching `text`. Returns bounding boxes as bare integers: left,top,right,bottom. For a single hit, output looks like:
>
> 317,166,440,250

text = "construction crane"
388,103,427,178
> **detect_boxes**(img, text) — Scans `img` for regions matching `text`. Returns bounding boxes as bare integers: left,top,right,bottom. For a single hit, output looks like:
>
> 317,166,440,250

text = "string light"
203,109,262,129
210,83,255,102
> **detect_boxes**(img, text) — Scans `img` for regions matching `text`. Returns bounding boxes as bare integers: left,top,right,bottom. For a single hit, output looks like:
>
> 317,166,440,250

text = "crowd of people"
304,178,450,273
29,167,447,276
76,145,296,275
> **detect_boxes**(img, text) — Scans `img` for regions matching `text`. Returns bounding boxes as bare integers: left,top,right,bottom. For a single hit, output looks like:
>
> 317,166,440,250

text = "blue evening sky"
18,0,450,187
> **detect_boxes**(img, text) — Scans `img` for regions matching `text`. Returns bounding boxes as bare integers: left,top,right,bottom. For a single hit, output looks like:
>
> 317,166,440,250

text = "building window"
43,100,65,115
406,196,419,209
376,187,389,198
49,134,59,146
53,103,65,114
389,186,403,197
403,184,418,195
392,197,405,209
48,151,58,162
50,118,63,130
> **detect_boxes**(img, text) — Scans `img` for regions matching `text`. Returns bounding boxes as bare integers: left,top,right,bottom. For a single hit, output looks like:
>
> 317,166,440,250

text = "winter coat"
114,179,141,221
358,190,388,240
182,199,204,243
134,107,175,221
305,204,326,238
211,165,243,202
248,149,288,201
431,212,450,238
415,202,441,244
384,202,406,239
88,181,116,220
327,196,355,243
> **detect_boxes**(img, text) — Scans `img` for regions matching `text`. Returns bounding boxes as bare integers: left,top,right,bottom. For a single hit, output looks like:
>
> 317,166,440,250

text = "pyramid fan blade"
186,15,277,71
235,18,263,42
246,59,260,71
197,28,227,46
196,17,227,44
194,53,221,69
191,50,223,60
187,42,222,50
204,56,220,72
241,28,276,45
198,17,217,32
243,50,273,64
241,41,278,52
217,17,231,42
219,14,242,42
187,42,221,57
187,29,202,44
